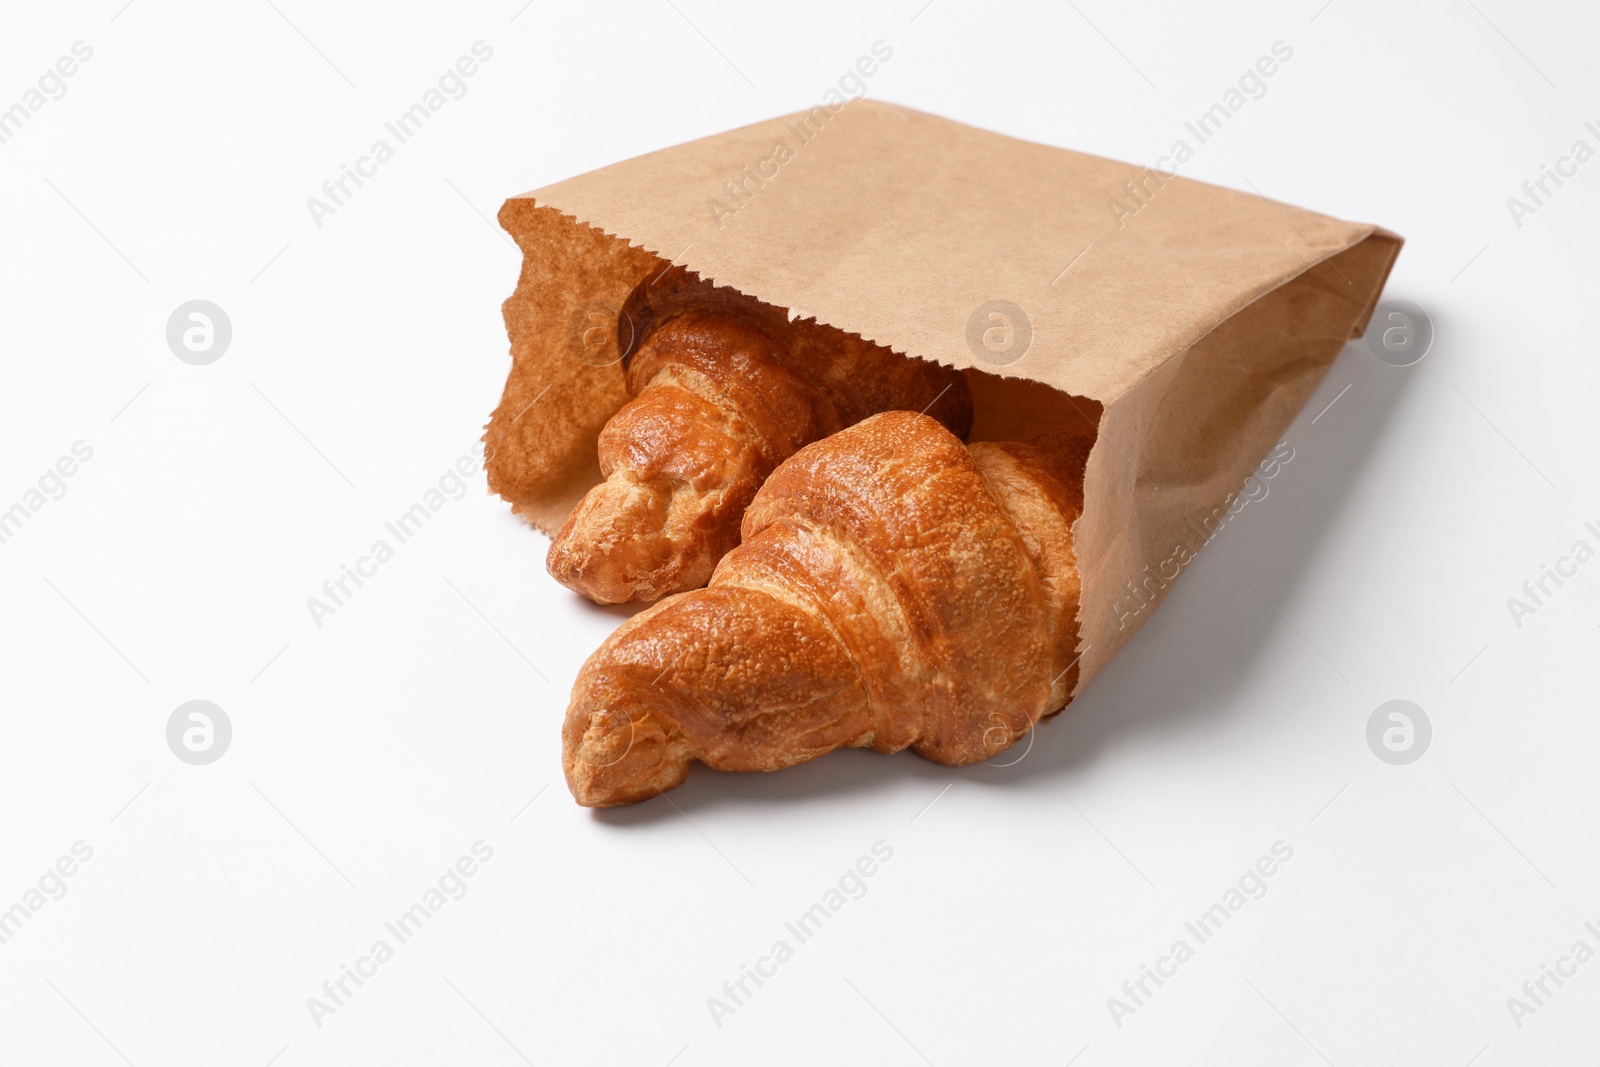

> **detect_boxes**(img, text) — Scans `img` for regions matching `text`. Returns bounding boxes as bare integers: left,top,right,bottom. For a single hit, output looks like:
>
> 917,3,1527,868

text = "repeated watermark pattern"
1111,441,1295,631
706,41,894,228
0,40,94,147
1107,841,1295,1028
706,841,895,1028
307,841,496,1029
166,700,232,766
305,441,489,628
1108,41,1296,230
1365,299,1433,367
1365,700,1430,765
166,300,232,365
1505,520,1599,629
1505,120,1600,230
306,42,495,229
1504,918,1600,1029
0,841,95,948
0,440,94,547
4,3,1590,1063
965,299,1033,366
567,298,636,367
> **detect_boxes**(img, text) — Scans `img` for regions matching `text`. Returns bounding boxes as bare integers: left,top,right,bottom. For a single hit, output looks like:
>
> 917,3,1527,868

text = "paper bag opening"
484,101,1401,697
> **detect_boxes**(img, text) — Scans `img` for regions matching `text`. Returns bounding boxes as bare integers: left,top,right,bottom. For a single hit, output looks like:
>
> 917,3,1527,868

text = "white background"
1,0,1596,1063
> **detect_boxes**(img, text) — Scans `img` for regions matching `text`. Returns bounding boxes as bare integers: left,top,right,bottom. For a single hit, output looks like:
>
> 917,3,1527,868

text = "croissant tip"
547,539,636,605
565,757,691,808
548,510,714,605
562,704,693,807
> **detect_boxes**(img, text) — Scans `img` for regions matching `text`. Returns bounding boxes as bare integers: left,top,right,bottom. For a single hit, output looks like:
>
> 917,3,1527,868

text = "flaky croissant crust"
562,410,1092,807
546,269,973,604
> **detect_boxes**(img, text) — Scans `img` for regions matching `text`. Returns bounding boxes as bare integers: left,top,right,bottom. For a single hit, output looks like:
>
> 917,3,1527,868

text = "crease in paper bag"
484,100,1401,698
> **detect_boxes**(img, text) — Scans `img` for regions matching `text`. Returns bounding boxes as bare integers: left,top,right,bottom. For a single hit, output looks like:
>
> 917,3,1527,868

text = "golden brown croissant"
546,268,973,604
562,409,1093,807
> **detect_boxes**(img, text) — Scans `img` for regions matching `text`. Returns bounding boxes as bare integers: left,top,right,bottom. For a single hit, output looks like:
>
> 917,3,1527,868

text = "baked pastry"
545,267,973,604
562,409,1092,807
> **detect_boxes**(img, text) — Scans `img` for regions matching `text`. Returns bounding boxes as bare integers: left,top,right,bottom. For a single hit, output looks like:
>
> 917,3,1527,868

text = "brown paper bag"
485,100,1401,697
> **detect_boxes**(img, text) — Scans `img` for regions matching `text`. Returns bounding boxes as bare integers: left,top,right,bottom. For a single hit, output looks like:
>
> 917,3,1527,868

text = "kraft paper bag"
484,100,1402,695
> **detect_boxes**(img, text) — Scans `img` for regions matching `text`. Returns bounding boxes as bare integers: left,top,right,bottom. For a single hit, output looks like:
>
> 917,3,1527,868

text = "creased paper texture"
485,100,1401,696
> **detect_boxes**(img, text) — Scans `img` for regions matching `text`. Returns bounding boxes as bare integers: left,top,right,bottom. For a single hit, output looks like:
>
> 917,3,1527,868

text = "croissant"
562,409,1093,807
546,268,973,604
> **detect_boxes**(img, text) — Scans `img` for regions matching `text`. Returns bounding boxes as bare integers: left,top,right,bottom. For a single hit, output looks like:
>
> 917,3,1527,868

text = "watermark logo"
982,715,1035,767
166,300,232,366
566,300,634,367
966,300,1032,366
167,700,231,765
1366,700,1430,765
1365,300,1432,367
